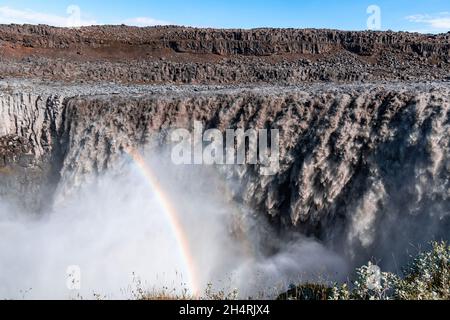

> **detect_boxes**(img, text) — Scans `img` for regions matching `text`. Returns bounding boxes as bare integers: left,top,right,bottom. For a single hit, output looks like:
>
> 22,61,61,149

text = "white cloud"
0,5,171,28
0,5,97,27
122,17,171,27
406,12,450,32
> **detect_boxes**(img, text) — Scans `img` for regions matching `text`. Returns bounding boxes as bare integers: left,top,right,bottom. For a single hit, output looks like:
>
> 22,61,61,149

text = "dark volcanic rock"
0,25,449,84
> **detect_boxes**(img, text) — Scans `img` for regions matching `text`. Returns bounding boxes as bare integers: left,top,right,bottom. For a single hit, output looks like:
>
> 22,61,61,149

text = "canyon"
0,26,449,297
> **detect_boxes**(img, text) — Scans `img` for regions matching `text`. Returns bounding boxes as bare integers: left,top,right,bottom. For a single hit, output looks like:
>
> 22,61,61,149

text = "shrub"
277,283,333,300
394,241,449,300
329,241,450,300
330,262,398,300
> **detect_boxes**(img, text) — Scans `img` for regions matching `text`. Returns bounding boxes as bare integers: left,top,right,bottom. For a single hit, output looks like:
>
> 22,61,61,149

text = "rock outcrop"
0,25,449,84
1,25,449,57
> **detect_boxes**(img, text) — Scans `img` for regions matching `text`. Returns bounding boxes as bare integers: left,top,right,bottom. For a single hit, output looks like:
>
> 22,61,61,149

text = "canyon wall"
1,25,449,57
0,26,449,84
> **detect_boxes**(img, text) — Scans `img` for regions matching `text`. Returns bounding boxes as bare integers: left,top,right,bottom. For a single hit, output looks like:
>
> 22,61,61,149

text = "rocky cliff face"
1,25,449,57
0,25,449,84
1,82,448,264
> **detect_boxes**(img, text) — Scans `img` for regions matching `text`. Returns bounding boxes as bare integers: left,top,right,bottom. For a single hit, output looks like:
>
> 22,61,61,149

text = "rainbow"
125,147,201,298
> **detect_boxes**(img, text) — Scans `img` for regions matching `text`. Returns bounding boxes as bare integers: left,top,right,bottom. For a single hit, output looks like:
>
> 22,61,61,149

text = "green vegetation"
280,241,449,300
77,241,450,300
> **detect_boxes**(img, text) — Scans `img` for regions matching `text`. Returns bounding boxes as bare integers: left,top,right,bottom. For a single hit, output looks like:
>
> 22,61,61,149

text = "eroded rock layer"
0,25,449,84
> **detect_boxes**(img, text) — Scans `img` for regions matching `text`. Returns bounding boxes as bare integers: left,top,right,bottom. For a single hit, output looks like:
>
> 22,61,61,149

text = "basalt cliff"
0,25,449,84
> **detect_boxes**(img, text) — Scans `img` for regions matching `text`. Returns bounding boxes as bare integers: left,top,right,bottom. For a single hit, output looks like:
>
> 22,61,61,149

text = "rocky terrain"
0,26,449,269
0,25,449,84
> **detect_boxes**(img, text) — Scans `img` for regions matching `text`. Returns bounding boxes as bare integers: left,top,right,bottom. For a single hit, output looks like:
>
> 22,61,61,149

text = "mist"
0,149,348,299
1,135,448,299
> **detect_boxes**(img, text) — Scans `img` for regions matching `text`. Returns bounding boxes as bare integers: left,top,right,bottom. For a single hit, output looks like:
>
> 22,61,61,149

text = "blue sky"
0,0,449,33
